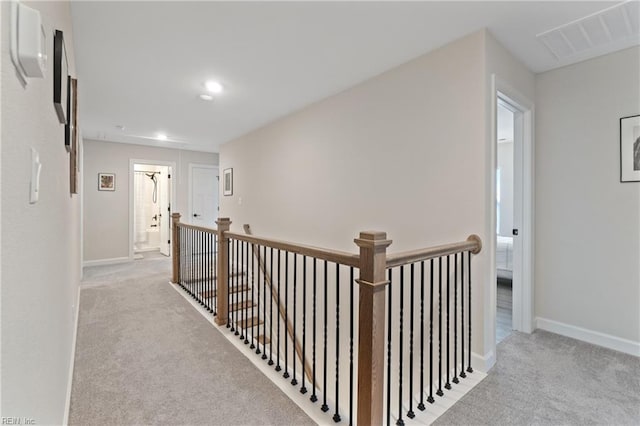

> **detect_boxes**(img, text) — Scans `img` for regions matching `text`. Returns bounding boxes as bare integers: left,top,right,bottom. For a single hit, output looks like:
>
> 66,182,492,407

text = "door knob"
193,213,200,218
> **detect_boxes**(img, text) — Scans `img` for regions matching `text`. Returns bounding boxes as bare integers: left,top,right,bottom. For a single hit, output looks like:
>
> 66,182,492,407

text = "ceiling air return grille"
537,1,640,61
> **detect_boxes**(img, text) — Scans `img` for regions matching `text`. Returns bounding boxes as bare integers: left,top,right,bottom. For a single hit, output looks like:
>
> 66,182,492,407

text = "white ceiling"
71,1,636,153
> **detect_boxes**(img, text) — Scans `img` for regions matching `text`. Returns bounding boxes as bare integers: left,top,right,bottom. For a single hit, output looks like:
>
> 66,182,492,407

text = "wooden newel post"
171,213,181,284
216,218,232,326
355,231,392,426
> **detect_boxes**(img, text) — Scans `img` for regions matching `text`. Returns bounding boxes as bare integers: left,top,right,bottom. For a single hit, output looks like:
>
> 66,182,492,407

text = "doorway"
492,80,535,349
129,160,176,260
188,164,219,227
496,100,515,343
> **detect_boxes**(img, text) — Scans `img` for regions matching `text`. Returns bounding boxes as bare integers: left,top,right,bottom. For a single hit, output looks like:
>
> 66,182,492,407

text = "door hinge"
168,174,171,179
512,229,519,236
168,240,170,244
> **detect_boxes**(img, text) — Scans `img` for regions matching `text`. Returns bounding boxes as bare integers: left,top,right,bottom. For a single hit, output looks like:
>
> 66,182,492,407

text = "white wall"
83,139,218,262
535,46,640,347
220,30,523,366
1,1,81,423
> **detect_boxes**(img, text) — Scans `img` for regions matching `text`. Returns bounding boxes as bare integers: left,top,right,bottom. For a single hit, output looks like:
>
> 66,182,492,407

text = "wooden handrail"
243,224,313,383
385,234,482,269
176,221,218,234
226,231,360,268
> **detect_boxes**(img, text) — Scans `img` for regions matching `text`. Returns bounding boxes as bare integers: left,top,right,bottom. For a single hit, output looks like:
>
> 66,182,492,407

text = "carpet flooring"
434,330,640,425
69,254,314,426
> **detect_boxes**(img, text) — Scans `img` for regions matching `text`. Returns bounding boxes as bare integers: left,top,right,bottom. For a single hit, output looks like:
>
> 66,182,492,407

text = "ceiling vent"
537,1,640,61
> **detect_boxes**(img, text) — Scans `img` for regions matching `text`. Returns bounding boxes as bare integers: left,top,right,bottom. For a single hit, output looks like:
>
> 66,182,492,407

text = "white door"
189,165,219,227
159,167,171,256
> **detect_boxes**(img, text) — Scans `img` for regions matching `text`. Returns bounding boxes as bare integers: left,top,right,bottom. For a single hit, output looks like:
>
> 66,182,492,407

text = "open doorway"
130,160,175,259
496,100,515,343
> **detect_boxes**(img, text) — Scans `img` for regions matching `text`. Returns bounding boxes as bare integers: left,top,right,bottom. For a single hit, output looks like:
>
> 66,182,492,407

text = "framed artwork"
223,168,233,196
98,173,115,191
620,114,640,182
70,79,79,194
65,75,73,152
53,30,68,124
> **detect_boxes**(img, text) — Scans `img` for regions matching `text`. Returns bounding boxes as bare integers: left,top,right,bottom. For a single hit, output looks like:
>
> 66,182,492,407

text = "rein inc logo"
1,418,35,425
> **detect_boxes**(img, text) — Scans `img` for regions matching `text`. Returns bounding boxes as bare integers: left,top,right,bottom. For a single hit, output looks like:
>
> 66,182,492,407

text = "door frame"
489,75,535,349
128,159,177,260
188,163,219,224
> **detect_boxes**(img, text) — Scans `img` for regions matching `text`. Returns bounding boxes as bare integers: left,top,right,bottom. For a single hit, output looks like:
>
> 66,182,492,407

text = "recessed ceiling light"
205,80,223,94
156,133,167,141
115,125,125,131
199,94,214,101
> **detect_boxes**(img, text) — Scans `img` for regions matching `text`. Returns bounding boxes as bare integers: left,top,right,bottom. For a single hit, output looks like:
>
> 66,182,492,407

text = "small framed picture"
223,168,233,196
64,75,73,152
98,173,115,191
53,30,68,124
620,114,640,182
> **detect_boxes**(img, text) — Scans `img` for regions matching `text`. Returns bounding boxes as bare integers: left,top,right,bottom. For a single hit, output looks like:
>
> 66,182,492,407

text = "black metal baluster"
227,238,231,327
418,260,425,411
276,250,282,371
467,251,473,374
205,232,210,311
283,252,290,375
408,264,415,419
301,256,308,394
244,242,250,343
233,240,239,335
250,243,256,349
397,266,405,426
269,247,274,365
262,245,268,359
460,251,466,379
453,253,459,384
437,257,443,397
428,259,435,404
386,268,393,426
445,255,451,390
292,254,298,385
200,231,204,305
240,241,245,340
349,266,354,426
256,244,261,354
215,233,218,315
311,258,318,403
333,263,340,423
321,260,329,413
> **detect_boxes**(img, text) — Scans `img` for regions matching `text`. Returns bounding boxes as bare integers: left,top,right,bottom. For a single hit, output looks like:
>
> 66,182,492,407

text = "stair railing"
171,213,481,426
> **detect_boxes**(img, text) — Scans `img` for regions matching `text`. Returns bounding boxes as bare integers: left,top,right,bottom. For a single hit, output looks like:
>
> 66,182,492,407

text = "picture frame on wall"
65,75,73,152
70,79,79,194
53,30,68,124
620,114,640,182
98,173,115,191
223,168,233,196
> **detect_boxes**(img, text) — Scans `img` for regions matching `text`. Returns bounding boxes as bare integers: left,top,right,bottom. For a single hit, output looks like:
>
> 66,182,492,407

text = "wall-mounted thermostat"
10,0,47,83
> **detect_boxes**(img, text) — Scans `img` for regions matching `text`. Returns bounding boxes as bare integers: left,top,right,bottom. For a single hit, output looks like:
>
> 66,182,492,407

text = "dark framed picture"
65,75,73,152
70,79,79,194
98,173,115,191
53,30,68,124
223,168,233,196
620,114,640,182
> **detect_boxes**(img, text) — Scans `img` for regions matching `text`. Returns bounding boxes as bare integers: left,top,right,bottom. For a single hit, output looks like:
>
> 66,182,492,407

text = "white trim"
83,257,131,268
471,350,495,373
63,287,81,425
188,163,219,225
536,317,640,357
129,159,177,260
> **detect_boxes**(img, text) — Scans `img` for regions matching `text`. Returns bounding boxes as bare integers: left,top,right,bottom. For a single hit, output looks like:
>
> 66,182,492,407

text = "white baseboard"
471,350,495,373
535,317,640,357
63,287,81,425
83,256,131,268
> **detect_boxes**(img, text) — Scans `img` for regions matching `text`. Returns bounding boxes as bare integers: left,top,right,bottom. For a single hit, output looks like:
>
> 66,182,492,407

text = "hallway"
69,253,313,425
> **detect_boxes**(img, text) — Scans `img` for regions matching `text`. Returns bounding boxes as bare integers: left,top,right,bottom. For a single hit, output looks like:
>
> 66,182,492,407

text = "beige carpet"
434,330,640,425
69,256,314,426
